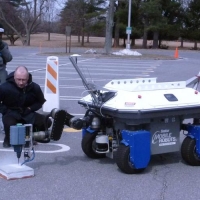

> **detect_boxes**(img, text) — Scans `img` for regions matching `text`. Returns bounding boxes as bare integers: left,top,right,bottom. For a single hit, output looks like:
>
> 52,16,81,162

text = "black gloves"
23,107,31,116
0,107,32,116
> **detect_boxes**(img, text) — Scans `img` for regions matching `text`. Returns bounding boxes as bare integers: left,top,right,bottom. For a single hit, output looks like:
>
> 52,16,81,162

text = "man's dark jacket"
0,71,46,123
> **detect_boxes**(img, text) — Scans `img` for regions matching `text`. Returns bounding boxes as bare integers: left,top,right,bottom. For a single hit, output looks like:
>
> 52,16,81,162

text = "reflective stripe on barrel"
46,60,58,94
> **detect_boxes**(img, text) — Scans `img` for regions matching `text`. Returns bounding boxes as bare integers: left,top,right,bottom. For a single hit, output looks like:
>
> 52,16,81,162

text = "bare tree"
0,0,49,46
42,0,61,41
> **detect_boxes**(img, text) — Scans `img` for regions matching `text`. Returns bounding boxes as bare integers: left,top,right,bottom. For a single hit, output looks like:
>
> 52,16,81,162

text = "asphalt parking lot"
0,47,200,200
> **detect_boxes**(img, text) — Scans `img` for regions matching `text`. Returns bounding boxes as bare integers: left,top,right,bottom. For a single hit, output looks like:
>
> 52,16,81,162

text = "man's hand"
23,107,31,115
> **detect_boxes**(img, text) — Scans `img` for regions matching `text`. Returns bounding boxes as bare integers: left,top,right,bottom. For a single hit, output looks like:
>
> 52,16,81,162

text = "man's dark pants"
3,112,52,144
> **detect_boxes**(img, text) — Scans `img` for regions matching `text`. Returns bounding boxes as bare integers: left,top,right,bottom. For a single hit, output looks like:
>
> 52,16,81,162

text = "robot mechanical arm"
10,108,91,164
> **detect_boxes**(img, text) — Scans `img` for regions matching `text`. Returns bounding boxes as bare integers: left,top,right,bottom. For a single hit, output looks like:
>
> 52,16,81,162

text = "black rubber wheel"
181,137,200,166
51,110,67,141
115,144,145,174
81,132,106,159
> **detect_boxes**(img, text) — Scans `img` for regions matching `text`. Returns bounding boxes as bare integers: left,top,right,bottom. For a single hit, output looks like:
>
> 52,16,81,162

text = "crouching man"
0,66,52,147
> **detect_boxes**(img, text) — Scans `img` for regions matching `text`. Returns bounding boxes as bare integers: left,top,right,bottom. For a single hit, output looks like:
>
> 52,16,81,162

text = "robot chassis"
11,56,200,174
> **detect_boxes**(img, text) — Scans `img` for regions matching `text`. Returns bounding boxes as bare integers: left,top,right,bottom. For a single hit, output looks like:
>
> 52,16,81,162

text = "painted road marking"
0,141,70,153
63,128,81,133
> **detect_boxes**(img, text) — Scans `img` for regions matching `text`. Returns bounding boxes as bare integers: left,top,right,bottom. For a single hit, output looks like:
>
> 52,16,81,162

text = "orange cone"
174,47,179,59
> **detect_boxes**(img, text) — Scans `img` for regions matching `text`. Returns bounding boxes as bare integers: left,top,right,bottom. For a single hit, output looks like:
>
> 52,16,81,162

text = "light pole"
104,0,115,54
126,0,132,49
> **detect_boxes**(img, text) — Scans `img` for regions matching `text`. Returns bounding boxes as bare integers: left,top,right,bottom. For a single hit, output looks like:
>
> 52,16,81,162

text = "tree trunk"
9,37,15,46
142,29,148,49
22,36,27,46
47,8,51,41
86,33,89,43
194,41,198,50
123,37,126,47
26,32,31,46
152,31,159,48
81,27,84,46
48,32,50,41
142,19,148,49
180,37,183,48
158,39,161,48
113,27,120,47
113,19,120,47
131,38,135,47
7,35,19,46
78,34,80,43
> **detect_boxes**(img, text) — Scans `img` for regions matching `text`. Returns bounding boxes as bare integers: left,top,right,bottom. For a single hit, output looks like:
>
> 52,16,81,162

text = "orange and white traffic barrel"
43,56,60,112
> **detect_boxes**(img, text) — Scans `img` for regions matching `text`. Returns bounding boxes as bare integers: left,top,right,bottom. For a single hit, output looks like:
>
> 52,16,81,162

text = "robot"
10,56,200,174
67,57,200,174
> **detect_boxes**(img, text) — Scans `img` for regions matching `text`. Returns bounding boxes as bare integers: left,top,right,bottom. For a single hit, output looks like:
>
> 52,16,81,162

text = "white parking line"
0,141,70,153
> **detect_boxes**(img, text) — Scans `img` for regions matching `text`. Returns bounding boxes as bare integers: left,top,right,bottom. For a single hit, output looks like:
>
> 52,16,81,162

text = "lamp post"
104,0,115,54
126,0,132,49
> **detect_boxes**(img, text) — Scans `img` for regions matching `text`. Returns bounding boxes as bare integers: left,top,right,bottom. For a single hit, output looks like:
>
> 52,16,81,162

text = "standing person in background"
0,24,12,83
0,24,13,134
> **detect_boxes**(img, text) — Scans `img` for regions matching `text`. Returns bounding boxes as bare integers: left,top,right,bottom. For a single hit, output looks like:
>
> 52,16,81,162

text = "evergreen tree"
59,0,106,46
140,0,183,49
184,0,200,49
159,0,183,46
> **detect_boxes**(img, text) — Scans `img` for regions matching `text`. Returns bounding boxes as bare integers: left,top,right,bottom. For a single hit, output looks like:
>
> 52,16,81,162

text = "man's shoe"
33,141,38,145
3,141,11,148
